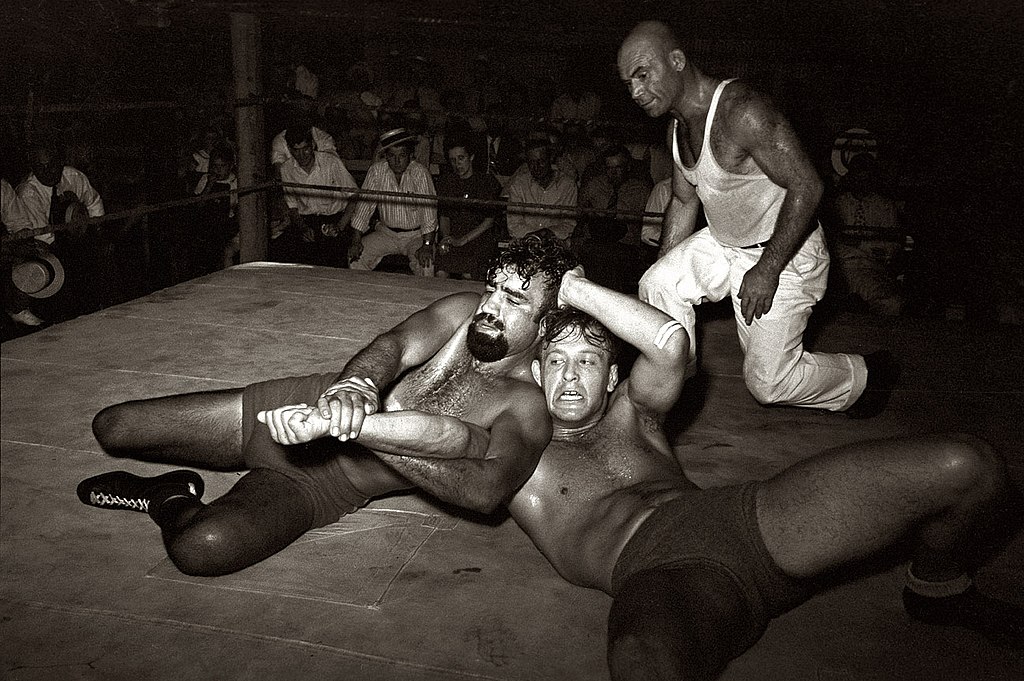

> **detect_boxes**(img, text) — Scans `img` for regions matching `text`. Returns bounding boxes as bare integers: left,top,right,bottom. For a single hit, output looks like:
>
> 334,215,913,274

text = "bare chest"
386,354,503,422
676,110,751,174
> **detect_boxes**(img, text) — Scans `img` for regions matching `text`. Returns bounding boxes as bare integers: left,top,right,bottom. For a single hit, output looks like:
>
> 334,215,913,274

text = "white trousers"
639,227,866,411
350,222,429,275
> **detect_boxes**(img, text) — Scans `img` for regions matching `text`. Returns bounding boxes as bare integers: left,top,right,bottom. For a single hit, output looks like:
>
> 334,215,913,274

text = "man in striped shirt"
348,128,438,275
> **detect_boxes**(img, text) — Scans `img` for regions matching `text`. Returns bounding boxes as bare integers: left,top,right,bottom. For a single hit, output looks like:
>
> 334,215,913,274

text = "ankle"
147,485,202,528
906,565,972,599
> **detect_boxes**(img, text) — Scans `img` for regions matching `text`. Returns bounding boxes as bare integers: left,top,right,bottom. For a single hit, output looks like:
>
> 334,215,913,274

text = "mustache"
472,312,504,331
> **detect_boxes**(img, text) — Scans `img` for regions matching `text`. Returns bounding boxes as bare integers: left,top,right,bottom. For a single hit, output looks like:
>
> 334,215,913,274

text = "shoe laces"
89,490,149,512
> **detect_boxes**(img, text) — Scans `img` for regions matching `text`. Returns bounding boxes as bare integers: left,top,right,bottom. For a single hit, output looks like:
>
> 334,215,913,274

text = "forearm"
758,184,822,274
659,197,699,254
559,271,682,362
359,410,490,459
373,453,505,513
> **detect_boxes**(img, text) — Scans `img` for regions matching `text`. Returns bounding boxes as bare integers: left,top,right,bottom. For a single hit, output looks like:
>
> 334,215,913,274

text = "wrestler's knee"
638,259,674,302
927,434,1007,500
91,402,136,455
743,368,789,405
165,517,251,577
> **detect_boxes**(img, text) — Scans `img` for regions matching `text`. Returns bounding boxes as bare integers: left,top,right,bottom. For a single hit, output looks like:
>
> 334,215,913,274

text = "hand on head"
557,265,586,308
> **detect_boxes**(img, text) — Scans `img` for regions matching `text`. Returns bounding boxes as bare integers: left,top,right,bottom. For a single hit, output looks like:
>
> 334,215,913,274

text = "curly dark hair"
540,307,621,362
486,234,578,316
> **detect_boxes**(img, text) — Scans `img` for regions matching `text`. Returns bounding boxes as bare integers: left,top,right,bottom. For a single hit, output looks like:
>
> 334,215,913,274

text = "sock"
147,484,202,529
905,565,972,599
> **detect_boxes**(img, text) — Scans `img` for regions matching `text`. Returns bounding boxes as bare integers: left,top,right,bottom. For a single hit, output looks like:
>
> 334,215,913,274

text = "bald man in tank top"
620,21,896,417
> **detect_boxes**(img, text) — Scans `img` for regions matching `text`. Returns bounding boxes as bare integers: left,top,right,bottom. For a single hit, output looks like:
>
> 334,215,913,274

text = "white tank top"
672,79,785,247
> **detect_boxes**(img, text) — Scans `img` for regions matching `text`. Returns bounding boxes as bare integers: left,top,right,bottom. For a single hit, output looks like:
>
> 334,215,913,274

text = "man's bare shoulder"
719,81,791,148
431,291,482,317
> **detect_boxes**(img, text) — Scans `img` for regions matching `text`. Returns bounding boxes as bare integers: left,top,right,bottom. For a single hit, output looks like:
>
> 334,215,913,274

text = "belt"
739,240,770,249
383,224,421,233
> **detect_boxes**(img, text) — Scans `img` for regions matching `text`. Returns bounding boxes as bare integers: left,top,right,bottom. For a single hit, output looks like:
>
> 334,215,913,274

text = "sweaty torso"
507,385,697,593
675,85,757,175
344,317,532,497
674,81,787,246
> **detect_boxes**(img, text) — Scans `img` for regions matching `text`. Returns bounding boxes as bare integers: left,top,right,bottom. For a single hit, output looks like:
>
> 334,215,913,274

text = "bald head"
618,21,690,119
622,20,681,57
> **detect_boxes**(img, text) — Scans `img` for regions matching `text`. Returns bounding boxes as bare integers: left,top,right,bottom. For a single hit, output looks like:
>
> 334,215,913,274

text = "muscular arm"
372,386,552,514
317,292,481,437
728,87,824,323
259,405,491,460
659,127,700,256
558,269,688,416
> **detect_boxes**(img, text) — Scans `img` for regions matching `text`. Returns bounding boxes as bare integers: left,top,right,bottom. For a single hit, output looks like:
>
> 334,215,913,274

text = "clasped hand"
257,376,380,445
256,404,329,445
317,376,379,440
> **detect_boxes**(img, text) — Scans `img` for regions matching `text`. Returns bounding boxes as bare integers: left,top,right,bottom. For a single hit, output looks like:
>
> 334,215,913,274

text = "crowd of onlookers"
2,51,1021,340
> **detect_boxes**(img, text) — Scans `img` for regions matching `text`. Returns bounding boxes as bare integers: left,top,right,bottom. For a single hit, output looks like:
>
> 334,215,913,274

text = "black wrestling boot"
77,470,204,513
903,586,1024,649
845,350,901,419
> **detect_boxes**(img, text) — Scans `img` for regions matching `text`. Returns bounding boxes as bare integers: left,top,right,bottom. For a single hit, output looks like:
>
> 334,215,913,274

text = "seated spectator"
579,125,617,187
554,121,597,188
277,124,359,268
505,139,578,243
182,124,227,193
828,154,906,317
16,135,105,321
574,145,652,292
320,61,383,160
191,142,239,274
578,145,652,247
270,118,336,170
348,128,438,275
2,177,44,327
481,105,523,189
434,140,503,280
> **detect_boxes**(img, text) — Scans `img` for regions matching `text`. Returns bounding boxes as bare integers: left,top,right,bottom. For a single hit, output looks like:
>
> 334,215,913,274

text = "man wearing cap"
348,127,439,275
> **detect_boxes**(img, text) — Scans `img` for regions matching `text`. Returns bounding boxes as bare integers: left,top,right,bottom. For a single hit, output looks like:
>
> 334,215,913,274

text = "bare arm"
258,405,490,460
557,269,688,415
373,385,552,513
729,87,824,324
659,125,701,256
317,292,481,438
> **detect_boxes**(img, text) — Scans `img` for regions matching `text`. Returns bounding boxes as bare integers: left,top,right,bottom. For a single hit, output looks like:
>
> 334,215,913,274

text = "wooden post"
230,12,268,262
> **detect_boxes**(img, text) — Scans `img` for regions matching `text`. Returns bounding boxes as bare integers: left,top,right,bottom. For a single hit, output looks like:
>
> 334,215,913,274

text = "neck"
552,418,601,441
671,70,717,124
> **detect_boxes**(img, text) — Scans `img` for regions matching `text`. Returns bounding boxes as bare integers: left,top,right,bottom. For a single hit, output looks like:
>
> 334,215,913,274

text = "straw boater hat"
11,243,65,299
378,127,419,151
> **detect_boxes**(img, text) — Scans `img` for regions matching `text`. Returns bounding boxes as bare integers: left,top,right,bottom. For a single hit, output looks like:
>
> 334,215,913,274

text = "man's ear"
668,49,686,72
607,364,619,393
531,359,543,386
